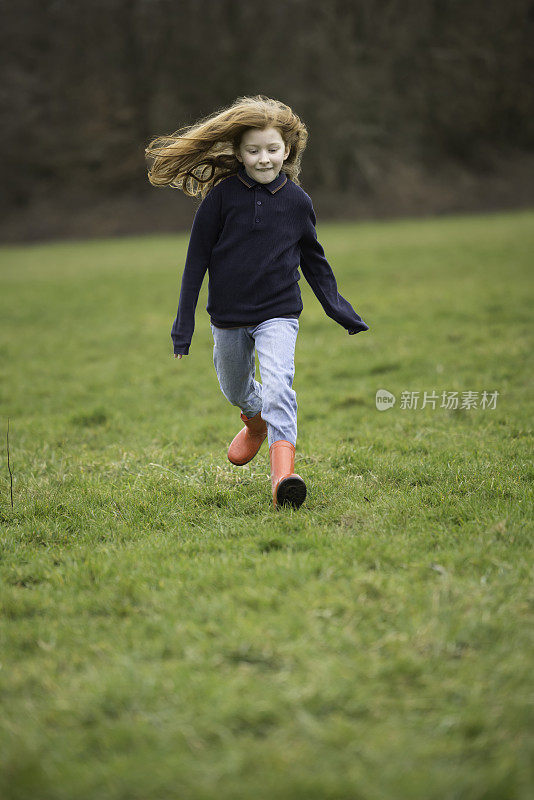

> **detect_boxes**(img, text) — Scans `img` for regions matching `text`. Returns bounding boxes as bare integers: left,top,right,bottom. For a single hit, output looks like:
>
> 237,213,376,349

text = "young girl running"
145,95,369,510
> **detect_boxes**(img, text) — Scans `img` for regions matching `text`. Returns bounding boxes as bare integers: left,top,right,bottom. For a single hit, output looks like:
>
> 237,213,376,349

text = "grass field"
1,209,533,799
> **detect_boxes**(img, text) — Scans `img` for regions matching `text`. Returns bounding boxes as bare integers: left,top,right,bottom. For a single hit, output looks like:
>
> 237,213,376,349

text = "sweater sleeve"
299,200,369,335
171,188,222,355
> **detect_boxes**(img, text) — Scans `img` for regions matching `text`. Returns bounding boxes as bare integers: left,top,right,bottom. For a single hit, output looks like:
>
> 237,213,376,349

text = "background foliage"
1,0,533,240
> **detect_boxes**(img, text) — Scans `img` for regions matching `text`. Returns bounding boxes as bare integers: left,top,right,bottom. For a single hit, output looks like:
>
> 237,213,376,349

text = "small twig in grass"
7,418,14,509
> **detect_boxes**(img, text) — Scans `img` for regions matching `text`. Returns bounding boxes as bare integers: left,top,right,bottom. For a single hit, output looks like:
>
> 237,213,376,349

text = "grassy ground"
0,209,533,799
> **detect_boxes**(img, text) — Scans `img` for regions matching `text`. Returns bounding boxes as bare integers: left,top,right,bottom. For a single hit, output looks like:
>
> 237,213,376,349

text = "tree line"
1,0,532,229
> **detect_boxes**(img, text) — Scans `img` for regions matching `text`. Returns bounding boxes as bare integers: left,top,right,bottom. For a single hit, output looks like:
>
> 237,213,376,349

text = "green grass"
1,209,533,799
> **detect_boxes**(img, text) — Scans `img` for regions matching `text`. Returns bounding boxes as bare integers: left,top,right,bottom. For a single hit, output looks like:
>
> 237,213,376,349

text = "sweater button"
256,200,262,205
255,218,260,223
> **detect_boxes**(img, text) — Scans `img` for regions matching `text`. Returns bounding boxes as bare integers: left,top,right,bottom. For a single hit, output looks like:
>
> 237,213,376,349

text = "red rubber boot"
269,440,307,509
227,411,268,466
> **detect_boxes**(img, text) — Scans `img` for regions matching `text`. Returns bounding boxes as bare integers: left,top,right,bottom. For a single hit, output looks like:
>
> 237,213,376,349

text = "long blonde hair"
145,94,308,199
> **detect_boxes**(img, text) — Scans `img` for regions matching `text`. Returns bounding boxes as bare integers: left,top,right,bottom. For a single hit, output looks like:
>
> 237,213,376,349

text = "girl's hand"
174,354,183,359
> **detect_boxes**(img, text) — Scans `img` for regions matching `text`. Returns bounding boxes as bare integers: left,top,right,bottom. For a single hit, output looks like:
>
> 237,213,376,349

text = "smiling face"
237,126,290,183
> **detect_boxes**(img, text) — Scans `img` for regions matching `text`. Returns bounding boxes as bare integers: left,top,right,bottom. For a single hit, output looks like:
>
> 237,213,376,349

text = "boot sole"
276,476,307,509
228,453,256,466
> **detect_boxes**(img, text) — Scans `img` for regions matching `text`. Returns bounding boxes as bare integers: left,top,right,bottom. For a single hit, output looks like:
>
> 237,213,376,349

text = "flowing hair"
145,94,308,199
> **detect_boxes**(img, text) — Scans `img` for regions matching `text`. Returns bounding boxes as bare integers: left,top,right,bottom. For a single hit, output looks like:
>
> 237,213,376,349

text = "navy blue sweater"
171,162,369,355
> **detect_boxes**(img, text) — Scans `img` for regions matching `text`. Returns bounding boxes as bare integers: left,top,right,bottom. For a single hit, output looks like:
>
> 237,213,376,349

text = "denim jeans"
210,317,299,448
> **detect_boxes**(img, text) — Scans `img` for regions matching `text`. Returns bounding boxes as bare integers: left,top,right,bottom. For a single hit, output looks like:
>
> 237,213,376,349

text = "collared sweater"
171,162,369,355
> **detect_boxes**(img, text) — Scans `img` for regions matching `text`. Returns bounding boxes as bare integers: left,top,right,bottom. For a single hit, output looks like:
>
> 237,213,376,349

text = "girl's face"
237,127,290,183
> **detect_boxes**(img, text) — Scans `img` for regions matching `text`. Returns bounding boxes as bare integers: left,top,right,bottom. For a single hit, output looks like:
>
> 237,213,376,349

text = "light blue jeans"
210,317,299,448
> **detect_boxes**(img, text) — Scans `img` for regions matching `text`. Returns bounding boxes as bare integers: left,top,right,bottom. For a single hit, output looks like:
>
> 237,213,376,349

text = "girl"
145,95,369,510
